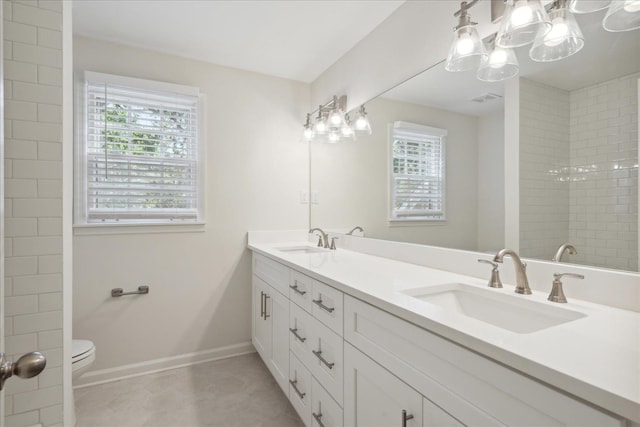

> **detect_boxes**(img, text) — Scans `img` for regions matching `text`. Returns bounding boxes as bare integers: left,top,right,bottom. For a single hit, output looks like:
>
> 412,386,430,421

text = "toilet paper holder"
111,285,150,297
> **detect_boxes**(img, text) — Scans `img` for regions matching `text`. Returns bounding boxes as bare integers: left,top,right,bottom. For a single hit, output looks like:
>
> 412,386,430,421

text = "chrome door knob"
0,351,47,390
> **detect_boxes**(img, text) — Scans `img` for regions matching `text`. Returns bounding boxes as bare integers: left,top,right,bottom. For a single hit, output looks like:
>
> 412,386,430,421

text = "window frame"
74,71,205,231
388,121,447,223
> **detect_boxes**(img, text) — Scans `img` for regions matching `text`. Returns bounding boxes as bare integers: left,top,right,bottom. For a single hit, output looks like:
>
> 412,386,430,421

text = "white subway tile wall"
3,1,64,426
520,78,571,260
520,74,639,271
569,73,639,271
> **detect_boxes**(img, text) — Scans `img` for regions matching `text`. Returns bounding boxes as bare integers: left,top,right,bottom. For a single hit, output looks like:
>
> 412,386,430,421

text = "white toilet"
72,339,96,426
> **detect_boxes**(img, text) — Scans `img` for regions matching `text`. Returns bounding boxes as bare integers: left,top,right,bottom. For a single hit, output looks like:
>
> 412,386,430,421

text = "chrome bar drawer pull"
263,294,271,320
289,328,307,343
289,379,306,400
260,291,265,319
111,285,149,297
312,298,335,313
312,412,326,427
402,409,414,427
290,282,307,296
312,349,335,369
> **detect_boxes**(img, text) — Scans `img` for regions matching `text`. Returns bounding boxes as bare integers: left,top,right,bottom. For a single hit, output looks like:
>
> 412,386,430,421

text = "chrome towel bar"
111,285,149,297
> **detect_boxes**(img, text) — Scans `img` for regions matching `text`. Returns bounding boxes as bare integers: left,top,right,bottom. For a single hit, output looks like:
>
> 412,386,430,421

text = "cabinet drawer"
308,316,344,406
290,270,315,313
311,280,343,336
311,378,343,427
290,303,315,368
290,351,312,427
344,295,623,427
253,253,289,296
423,397,463,427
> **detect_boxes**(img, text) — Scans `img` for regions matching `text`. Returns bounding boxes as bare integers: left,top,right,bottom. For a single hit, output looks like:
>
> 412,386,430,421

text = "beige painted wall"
73,36,309,372
477,109,505,252
310,96,479,250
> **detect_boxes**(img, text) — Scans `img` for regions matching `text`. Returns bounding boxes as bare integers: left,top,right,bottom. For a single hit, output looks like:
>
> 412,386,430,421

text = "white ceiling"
72,0,405,83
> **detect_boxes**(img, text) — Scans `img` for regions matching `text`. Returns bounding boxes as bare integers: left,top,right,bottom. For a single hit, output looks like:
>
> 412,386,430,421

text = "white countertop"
248,239,640,423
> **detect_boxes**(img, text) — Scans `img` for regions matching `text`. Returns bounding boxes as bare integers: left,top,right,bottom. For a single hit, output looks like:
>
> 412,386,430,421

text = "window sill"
388,219,447,227
73,222,206,236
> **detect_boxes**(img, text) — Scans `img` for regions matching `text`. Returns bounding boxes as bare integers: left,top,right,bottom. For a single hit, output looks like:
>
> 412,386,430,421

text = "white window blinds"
390,122,447,221
78,72,202,224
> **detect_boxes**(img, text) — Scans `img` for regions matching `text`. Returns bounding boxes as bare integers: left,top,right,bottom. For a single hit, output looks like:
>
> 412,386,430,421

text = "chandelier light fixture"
446,0,639,82
301,96,371,143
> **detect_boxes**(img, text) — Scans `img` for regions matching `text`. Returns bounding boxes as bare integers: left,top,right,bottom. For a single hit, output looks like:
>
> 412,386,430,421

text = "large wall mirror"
310,9,639,272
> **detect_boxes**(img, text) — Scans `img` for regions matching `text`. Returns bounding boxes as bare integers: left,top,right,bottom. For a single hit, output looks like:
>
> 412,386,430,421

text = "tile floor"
75,353,304,427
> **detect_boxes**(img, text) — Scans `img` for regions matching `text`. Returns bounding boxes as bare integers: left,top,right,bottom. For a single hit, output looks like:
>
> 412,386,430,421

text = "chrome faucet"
552,243,577,262
346,226,364,235
309,228,329,249
548,272,584,303
493,249,532,295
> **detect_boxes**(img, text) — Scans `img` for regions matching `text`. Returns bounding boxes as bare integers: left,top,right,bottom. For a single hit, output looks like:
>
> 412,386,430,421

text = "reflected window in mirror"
390,122,447,222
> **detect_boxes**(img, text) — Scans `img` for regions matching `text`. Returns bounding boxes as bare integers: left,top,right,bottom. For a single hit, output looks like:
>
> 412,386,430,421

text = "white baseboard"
74,342,255,388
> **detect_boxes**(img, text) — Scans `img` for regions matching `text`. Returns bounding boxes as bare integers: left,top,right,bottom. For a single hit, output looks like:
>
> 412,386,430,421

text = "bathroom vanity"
248,231,640,426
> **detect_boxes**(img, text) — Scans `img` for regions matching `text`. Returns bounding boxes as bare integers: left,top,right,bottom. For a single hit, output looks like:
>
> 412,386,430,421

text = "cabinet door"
252,276,272,361
345,343,422,427
269,285,290,395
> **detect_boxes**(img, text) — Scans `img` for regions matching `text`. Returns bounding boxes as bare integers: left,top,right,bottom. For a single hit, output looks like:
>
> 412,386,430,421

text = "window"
75,72,203,226
389,121,447,221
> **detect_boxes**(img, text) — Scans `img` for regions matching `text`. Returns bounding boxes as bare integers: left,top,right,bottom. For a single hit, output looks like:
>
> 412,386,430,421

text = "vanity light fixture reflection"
302,113,315,142
477,35,519,81
354,105,372,135
445,0,488,72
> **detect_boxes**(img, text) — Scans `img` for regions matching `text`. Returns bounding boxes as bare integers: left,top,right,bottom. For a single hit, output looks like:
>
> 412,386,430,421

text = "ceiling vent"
471,93,503,103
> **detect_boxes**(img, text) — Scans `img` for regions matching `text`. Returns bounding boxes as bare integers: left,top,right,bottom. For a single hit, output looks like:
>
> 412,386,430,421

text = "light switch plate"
299,191,309,204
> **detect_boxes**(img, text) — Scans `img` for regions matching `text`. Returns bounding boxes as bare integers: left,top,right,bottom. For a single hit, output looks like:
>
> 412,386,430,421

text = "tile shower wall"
519,78,571,260
3,1,64,426
569,73,639,271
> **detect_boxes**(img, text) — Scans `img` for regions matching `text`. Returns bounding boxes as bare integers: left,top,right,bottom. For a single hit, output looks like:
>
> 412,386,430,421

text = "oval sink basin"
403,283,586,334
276,246,327,254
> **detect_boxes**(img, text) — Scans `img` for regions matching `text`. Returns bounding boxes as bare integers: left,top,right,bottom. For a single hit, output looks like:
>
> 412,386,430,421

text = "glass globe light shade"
602,0,640,31
496,0,552,47
530,6,584,61
445,24,487,72
477,45,519,81
568,0,610,13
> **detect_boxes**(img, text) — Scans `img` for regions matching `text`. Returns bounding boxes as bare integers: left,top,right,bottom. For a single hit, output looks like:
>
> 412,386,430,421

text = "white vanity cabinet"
253,253,345,426
251,251,626,427
344,295,624,427
252,258,290,396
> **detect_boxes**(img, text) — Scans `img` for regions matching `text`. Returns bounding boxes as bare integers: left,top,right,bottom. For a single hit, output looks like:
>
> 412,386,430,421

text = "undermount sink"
403,283,586,334
276,246,327,254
